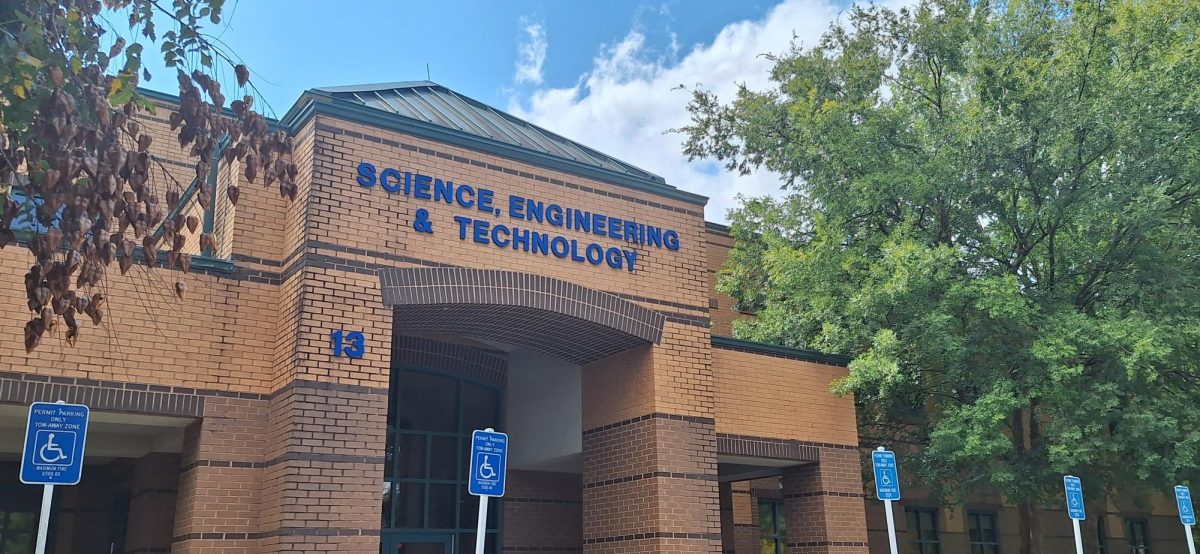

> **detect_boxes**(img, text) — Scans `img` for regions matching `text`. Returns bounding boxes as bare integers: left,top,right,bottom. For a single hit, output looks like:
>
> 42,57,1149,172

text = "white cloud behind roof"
507,0,844,223
514,17,549,86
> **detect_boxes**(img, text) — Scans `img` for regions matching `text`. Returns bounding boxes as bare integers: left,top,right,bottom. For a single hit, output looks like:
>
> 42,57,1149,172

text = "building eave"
711,335,851,367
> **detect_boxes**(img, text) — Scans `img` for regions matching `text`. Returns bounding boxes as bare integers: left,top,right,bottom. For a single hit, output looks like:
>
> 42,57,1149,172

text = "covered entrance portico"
375,267,721,554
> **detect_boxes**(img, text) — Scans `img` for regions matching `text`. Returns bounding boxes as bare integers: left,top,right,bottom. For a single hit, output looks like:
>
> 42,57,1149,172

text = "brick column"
257,264,392,553
780,448,869,554
172,396,268,553
731,481,760,554
581,326,722,554
257,380,388,552
126,453,181,553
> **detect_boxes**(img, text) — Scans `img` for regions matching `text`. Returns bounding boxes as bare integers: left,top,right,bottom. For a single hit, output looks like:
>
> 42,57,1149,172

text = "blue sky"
133,0,867,222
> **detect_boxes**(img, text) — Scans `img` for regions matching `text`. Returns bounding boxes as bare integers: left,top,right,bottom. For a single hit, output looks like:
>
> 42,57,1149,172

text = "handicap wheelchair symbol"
33,430,74,466
476,453,499,481
879,472,893,486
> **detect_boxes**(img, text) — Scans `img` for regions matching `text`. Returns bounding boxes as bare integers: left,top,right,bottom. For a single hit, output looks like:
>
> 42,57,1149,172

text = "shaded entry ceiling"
379,268,665,365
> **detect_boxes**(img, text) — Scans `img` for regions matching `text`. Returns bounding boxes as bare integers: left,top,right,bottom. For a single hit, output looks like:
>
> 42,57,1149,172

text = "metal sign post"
1177,485,1197,554
468,428,508,554
872,447,901,554
1063,475,1085,554
19,401,90,554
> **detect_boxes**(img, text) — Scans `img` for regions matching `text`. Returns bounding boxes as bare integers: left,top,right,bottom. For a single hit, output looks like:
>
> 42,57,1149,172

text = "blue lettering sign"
356,162,377,187
351,162,691,273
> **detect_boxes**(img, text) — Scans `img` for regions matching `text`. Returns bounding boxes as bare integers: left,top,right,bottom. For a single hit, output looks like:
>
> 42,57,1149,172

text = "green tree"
0,0,294,351
680,1,1200,552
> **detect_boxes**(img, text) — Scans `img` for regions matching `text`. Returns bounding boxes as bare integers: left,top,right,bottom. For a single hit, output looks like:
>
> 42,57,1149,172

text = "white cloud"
507,0,846,223
514,18,548,85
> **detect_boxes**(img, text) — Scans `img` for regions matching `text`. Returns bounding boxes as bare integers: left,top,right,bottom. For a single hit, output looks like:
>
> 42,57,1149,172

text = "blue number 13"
331,330,365,359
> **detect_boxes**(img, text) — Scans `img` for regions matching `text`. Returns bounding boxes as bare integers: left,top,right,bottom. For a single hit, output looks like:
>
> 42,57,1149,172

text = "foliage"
0,0,296,352
681,0,1200,550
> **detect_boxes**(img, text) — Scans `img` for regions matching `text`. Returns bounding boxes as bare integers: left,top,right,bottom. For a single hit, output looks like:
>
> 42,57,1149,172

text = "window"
383,368,502,552
0,511,38,553
758,500,786,554
1097,516,1109,554
1126,518,1151,554
904,507,940,554
966,511,1000,554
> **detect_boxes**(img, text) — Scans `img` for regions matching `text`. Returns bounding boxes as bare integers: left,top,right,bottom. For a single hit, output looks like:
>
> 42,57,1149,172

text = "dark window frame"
1126,517,1152,554
758,499,786,554
904,506,940,554
1097,515,1110,554
966,510,1000,554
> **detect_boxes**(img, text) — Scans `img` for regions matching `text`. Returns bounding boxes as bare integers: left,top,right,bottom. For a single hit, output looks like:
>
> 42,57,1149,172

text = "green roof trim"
705,221,731,236
135,87,284,128
280,89,709,206
712,335,851,366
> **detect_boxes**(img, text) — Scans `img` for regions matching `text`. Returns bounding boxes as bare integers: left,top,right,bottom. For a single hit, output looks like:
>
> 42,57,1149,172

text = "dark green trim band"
281,90,709,206
711,335,851,366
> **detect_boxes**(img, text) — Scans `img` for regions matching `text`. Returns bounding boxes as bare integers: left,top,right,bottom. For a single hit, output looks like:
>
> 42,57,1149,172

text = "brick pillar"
172,396,268,553
581,326,721,554
126,452,181,553
257,380,388,552
732,481,760,554
256,252,392,551
780,448,869,554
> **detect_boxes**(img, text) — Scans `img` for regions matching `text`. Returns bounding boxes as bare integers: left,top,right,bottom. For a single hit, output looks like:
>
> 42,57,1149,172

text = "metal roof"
314,81,669,186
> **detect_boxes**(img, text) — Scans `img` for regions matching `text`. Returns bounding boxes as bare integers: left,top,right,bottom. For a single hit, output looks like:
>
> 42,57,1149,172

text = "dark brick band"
583,471,718,489
505,497,583,505
272,378,388,398
583,532,722,544
0,371,215,417
786,542,870,548
716,432,857,463
173,527,382,543
181,459,265,473
782,491,866,499
173,532,263,542
503,547,584,552
263,452,386,467
583,412,716,436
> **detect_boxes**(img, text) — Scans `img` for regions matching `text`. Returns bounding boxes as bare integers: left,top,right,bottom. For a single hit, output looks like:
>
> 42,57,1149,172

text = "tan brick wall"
706,227,751,336
713,348,858,447
0,248,279,393
307,116,709,313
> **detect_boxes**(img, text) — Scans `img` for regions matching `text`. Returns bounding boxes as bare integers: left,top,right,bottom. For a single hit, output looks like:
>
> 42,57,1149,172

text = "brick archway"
377,267,665,365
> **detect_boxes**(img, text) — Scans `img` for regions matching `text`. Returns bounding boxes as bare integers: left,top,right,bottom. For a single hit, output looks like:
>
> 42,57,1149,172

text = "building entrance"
382,366,501,554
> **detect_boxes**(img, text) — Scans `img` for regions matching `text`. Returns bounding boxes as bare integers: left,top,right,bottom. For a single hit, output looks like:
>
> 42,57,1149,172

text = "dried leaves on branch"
0,0,295,352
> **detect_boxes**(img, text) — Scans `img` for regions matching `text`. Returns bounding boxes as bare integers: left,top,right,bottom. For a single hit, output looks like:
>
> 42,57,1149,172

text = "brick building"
0,81,867,554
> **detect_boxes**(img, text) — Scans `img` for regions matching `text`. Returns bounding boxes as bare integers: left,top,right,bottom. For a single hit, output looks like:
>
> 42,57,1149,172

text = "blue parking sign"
872,449,901,501
20,402,89,485
468,429,508,497
1064,475,1086,520
1177,485,1196,526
